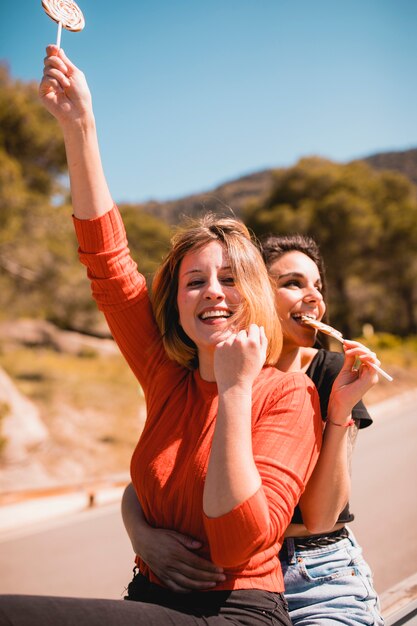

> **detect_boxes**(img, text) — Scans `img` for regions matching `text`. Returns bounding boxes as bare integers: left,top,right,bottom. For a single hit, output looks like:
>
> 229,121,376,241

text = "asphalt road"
0,391,416,600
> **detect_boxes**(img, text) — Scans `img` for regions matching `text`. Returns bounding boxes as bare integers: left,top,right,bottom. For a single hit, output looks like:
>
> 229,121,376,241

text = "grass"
1,333,416,418
0,333,415,481
357,333,417,369
0,346,145,476
0,347,143,417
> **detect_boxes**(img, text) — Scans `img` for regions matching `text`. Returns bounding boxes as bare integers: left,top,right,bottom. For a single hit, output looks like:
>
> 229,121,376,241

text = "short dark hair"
260,233,330,349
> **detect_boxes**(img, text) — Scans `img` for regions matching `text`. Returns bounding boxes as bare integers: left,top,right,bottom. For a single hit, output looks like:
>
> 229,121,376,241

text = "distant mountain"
361,148,417,187
125,147,417,224
122,169,276,224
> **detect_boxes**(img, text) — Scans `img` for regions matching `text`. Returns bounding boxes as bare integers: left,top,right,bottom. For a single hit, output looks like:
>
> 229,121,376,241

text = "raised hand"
329,339,380,421
213,324,267,391
39,45,92,126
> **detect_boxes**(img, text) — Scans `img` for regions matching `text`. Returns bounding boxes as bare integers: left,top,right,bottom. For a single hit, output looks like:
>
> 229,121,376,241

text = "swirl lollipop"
42,0,85,48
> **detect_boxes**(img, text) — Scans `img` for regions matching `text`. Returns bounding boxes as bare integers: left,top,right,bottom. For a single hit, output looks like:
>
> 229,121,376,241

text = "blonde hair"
152,214,282,369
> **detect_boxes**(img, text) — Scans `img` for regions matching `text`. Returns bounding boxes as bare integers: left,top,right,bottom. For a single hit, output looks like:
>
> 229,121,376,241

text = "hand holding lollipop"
301,316,394,382
42,0,85,48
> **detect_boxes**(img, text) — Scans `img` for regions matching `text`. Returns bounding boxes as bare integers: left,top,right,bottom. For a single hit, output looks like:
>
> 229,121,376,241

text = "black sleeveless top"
290,349,372,525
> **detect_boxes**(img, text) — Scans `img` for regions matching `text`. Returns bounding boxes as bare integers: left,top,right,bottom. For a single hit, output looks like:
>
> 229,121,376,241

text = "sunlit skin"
177,241,242,380
269,251,326,373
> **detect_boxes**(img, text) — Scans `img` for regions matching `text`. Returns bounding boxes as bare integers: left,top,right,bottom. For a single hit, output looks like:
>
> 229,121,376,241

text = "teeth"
200,310,231,320
293,313,316,320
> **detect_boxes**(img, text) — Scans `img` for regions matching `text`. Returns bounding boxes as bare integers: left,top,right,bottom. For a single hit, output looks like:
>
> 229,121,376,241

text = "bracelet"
327,418,355,428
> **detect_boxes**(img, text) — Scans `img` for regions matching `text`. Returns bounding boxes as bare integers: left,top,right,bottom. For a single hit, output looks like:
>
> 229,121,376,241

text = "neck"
277,344,318,373
277,346,303,372
198,351,216,382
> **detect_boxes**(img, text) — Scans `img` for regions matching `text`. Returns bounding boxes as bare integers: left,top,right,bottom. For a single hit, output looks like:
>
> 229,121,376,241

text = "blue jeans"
280,527,384,625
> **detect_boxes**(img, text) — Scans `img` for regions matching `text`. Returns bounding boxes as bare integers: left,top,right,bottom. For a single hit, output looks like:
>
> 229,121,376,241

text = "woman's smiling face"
269,250,326,349
176,240,242,357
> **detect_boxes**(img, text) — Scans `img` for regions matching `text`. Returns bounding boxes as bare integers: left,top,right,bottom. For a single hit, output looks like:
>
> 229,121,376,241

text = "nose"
303,285,323,303
204,277,224,300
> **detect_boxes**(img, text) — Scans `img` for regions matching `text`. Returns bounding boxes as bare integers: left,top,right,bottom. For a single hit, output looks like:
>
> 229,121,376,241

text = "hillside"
362,147,417,187
121,169,276,224
132,147,417,223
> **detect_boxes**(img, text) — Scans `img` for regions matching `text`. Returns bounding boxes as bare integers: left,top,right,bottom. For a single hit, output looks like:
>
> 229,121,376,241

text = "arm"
122,483,225,593
40,46,112,219
204,335,322,567
41,48,171,387
203,326,266,518
299,340,379,533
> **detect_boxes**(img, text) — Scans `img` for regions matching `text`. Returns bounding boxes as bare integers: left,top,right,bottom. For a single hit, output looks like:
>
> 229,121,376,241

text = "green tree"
120,204,171,284
0,66,172,332
245,157,417,336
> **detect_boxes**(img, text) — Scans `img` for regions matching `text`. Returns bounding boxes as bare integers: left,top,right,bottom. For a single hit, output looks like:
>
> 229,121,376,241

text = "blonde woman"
0,47,322,626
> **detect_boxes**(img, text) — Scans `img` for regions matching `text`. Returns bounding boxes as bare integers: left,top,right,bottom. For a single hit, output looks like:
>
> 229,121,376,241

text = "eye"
221,276,235,286
283,279,302,288
187,279,204,288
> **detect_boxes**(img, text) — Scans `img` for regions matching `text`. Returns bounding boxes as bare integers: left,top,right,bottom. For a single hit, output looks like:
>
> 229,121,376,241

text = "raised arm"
40,46,113,219
299,340,379,533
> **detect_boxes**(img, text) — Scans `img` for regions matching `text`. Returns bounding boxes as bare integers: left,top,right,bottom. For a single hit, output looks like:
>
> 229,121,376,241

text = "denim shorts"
279,527,384,625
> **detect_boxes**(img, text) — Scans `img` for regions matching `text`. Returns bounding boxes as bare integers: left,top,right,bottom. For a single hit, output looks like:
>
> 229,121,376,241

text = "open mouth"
291,313,317,326
199,309,232,322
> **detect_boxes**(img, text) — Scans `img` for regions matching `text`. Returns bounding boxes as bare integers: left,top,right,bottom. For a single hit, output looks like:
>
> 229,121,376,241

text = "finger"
343,339,367,350
175,535,203,550
356,351,379,364
43,68,71,89
159,578,194,593
39,76,64,97
44,54,69,75
223,332,237,345
174,545,224,574
247,323,260,342
344,348,380,369
175,556,225,577
57,48,78,74
46,44,59,57
259,325,267,350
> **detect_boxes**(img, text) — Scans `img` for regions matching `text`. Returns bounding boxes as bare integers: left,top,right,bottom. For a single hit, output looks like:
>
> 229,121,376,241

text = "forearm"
40,46,113,220
203,386,261,518
299,420,351,533
121,482,150,556
62,115,113,220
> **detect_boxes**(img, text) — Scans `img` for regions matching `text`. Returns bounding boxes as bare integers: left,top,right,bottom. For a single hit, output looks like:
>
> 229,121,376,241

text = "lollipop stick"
340,339,393,381
56,21,63,48
366,362,394,382
300,316,393,382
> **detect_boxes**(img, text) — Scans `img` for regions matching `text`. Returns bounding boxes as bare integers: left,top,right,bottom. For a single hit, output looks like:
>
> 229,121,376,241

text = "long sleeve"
203,372,322,568
72,204,175,390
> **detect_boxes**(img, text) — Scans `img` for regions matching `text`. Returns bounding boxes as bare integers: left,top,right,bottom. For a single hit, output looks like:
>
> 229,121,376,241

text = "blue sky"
1,0,417,203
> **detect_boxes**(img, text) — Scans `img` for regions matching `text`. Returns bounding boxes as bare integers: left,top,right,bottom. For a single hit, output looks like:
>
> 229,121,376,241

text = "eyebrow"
273,271,322,285
275,271,304,279
182,265,232,277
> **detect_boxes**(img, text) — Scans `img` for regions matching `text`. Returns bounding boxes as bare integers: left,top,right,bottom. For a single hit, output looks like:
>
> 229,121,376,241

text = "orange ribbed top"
73,205,322,592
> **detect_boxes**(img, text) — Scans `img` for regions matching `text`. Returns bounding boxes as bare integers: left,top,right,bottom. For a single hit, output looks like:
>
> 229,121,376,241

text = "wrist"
326,417,355,428
61,112,96,138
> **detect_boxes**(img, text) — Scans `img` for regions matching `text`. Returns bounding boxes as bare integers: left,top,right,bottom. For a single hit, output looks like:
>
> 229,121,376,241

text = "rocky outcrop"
0,367,49,464
0,319,118,356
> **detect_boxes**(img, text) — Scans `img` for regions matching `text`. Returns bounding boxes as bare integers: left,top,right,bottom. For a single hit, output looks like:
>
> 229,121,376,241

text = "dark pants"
0,577,291,625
